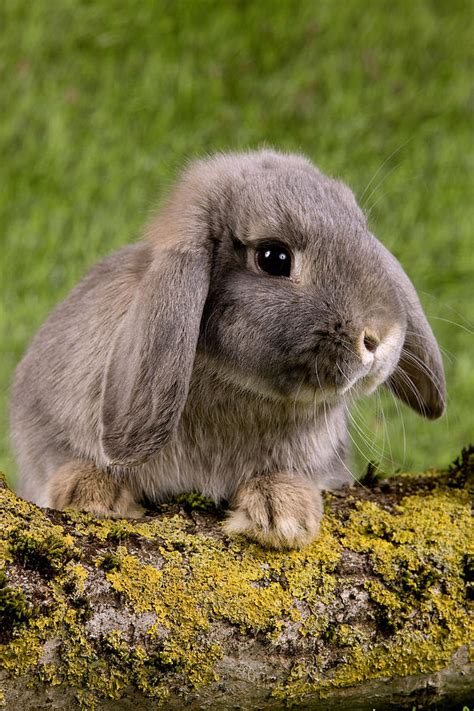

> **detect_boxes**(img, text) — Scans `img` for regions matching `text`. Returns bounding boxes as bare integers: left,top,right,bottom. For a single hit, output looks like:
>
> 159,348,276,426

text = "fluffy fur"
10,150,446,548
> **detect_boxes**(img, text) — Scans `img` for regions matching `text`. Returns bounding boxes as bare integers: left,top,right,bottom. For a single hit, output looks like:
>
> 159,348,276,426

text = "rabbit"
10,149,446,549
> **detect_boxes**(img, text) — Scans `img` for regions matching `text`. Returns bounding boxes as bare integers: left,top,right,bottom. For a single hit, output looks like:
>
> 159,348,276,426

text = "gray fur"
10,150,446,541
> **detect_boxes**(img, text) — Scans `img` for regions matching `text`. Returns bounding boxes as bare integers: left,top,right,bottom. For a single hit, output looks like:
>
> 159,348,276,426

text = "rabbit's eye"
256,244,292,278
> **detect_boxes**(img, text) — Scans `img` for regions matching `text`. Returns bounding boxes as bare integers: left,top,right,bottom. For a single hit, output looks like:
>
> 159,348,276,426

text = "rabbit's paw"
224,473,323,549
48,461,145,519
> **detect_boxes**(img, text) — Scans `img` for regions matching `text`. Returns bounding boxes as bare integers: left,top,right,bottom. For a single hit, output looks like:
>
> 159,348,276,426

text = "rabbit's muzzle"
297,319,400,400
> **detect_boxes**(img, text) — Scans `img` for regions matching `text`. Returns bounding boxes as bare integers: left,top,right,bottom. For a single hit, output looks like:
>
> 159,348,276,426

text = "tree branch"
1,448,473,709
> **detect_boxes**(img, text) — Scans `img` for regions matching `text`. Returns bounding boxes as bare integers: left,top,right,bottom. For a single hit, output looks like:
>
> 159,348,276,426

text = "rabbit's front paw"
48,461,145,519
224,473,323,549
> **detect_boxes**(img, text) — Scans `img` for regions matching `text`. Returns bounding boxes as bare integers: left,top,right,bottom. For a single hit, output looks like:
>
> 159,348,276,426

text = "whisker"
376,389,393,467
337,365,393,463
337,341,359,359
352,391,391,464
365,175,423,221
392,366,428,417
344,404,378,468
358,137,415,206
292,375,307,430
314,364,363,487
427,316,474,335
418,291,474,331
400,347,447,409
403,329,456,364
363,161,404,215
346,399,390,461
386,386,407,468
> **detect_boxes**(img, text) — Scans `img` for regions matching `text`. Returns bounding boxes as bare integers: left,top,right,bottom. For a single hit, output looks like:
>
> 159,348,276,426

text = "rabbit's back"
10,243,152,502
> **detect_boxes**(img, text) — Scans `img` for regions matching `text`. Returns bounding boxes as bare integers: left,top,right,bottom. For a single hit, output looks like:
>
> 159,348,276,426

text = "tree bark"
1,448,473,710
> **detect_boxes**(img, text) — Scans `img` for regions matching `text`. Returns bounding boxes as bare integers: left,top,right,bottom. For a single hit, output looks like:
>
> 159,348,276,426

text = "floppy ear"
100,245,212,466
381,246,446,419
100,168,216,466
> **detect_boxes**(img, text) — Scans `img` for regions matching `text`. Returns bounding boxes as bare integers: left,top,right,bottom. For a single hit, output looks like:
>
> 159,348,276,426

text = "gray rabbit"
10,150,446,548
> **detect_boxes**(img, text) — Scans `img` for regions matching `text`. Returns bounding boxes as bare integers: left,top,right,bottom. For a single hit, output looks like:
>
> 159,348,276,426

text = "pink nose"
358,329,380,363
363,331,379,353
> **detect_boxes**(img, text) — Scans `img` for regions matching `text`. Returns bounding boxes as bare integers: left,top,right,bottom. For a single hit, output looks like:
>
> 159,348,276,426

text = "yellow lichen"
0,453,472,708
273,470,473,703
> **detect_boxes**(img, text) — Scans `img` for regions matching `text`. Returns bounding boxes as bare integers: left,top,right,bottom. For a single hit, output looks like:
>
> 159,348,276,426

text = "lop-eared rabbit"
11,150,445,548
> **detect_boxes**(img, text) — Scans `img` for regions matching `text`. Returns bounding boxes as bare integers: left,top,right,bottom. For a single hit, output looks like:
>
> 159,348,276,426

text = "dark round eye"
256,244,292,277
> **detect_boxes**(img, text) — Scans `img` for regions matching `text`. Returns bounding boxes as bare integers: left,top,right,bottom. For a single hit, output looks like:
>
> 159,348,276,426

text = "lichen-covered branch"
1,449,473,710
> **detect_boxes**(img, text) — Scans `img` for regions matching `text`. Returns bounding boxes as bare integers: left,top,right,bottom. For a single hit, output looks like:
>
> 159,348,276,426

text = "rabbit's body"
12,241,349,506
12,244,148,506
11,150,445,547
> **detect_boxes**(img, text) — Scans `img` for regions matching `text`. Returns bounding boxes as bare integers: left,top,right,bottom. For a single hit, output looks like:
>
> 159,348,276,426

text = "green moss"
172,491,218,512
273,462,473,703
0,570,33,640
10,528,77,578
448,446,474,491
0,453,472,709
98,552,122,572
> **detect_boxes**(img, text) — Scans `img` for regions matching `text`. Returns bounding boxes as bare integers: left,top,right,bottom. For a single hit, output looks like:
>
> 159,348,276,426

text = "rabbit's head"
101,150,446,465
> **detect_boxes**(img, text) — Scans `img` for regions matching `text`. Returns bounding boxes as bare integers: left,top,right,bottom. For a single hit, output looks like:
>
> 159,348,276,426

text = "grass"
0,0,472,486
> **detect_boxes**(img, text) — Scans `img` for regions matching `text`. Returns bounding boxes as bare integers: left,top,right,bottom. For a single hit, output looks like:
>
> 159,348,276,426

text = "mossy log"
1,449,473,710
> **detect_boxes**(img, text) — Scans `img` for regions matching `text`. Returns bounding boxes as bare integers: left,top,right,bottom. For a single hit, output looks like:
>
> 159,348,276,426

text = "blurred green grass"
1,0,472,485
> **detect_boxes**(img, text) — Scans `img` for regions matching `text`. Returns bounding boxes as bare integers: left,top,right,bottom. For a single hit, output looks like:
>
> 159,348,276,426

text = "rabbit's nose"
358,329,380,364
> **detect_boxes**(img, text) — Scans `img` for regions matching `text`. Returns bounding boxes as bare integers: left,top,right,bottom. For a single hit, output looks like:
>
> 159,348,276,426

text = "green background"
1,0,472,486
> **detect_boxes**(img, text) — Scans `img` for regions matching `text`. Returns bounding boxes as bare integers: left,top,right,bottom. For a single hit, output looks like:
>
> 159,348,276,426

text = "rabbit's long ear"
100,245,212,465
381,246,446,419
100,173,215,466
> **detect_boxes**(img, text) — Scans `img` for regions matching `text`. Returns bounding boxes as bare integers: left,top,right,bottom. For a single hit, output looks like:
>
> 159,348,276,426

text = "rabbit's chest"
131,402,348,503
